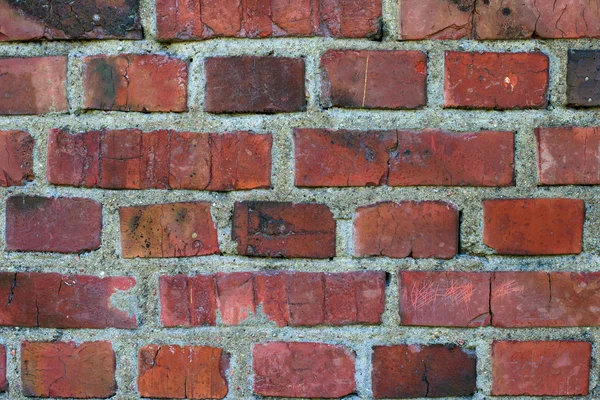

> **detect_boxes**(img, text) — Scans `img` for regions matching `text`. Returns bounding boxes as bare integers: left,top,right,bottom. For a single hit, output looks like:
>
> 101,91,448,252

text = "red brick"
253,342,355,398
47,129,272,190
475,0,600,39
160,271,385,327
120,202,219,258
320,50,427,109
156,0,381,40
0,345,5,393
204,57,305,113
0,0,142,40
492,272,600,327
294,128,514,187
536,126,600,185
0,57,68,114
0,272,136,329
138,345,228,399
492,341,591,396
372,344,477,398
354,201,459,259
483,198,585,255
233,201,336,258
399,271,491,327
5,196,102,254
82,54,188,112
21,341,116,398
399,0,474,39
0,130,34,186
444,52,549,109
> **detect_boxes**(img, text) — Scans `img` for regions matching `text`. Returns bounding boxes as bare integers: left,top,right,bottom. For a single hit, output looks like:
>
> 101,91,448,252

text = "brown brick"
320,50,427,109
82,54,188,112
444,51,549,109
120,202,219,258
204,57,305,113
0,346,5,393
0,130,34,187
0,57,68,115
567,50,600,107
399,0,474,39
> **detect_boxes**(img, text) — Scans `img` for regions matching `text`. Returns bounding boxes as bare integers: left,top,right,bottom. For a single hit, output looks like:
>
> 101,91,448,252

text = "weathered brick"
0,130,34,187
160,271,385,327
399,0,474,39
475,0,600,39
0,272,136,329
0,57,68,115
253,342,356,398
567,50,600,107
492,272,600,327
294,128,514,187
5,196,102,254
399,271,491,327
204,57,305,113
444,51,549,109
354,201,459,259
492,341,591,396
483,198,585,255
372,344,477,398
120,202,219,258
0,0,142,41
21,341,116,398
536,126,600,185
320,50,427,109
82,54,188,112
0,346,5,393
47,129,272,190
156,0,382,40
233,201,336,258
138,345,228,399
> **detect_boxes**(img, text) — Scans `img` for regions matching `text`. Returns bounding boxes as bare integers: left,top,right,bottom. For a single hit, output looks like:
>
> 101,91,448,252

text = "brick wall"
0,0,600,398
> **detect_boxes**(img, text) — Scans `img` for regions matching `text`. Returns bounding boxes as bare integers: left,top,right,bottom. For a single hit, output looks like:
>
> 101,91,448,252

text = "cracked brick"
567,50,600,107
399,0,474,39
252,342,356,398
354,201,459,259
0,130,34,187
82,54,188,112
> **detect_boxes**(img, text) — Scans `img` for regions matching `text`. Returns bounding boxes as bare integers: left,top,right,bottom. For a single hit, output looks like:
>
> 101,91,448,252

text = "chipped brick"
0,130,34,187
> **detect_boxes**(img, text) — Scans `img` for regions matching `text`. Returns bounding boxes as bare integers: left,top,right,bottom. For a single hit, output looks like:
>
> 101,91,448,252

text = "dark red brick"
0,57,68,115
0,130,34,187
399,271,491,327
492,341,591,396
138,345,228,399
47,129,272,190
399,0,474,39
233,201,336,258
354,201,459,259
567,50,600,107
0,345,5,393
253,342,355,398
5,196,102,254
0,272,136,329
483,198,585,255
372,344,477,398
160,271,385,327
444,51,549,109
536,126,600,185
21,341,116,398
204,57,305,113
0,0,142,41
120,202,219,258
156,0,381,40
82,54,188,112
492,272,600,327
320,50,427,109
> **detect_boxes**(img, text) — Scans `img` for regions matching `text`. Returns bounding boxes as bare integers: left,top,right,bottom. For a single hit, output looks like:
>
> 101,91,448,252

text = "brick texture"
567,50,600,107
0,346,5,393
0,130,34,187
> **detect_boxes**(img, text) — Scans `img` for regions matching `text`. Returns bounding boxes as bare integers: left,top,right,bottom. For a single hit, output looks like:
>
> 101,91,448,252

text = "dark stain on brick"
450,0,475,13
6,196,50,212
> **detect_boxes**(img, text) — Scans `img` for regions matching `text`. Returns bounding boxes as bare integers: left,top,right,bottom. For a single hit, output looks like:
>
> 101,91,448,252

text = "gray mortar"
1,0,600,398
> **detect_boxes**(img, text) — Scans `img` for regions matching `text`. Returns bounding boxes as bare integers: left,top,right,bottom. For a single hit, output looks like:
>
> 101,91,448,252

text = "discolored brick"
233,201,336,258
567,50,600,107
138,345,228,399
204,57,305,113
399,0,474,39
0,130,34,187
82,54,188,112
120,202,219,258
0,56,68,115
354,201,459,259
372,344,477,398
320,50,427,109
